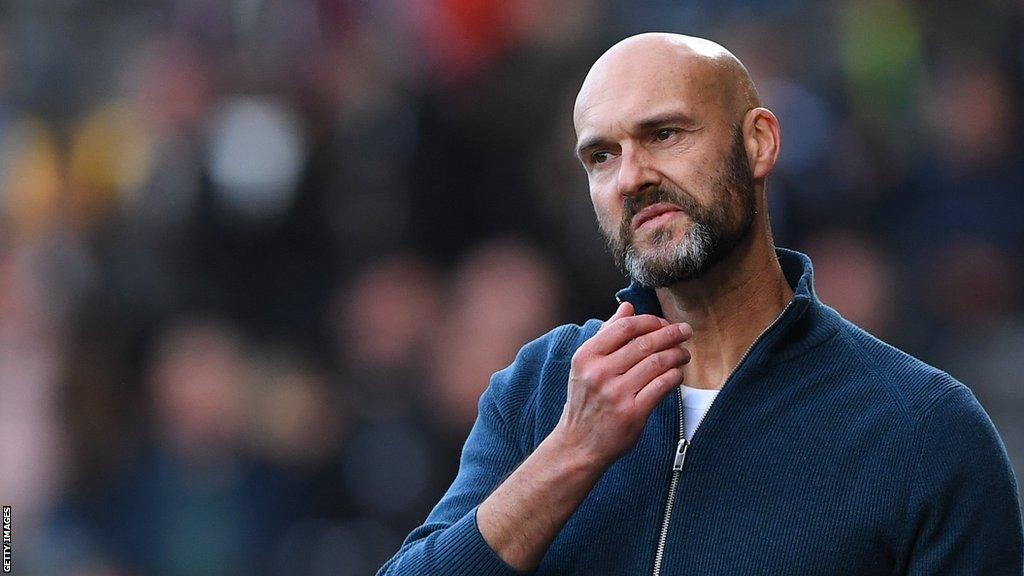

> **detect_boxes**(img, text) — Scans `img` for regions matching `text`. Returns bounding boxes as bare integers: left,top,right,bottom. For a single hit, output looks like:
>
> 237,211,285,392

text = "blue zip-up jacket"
378,249,1023,575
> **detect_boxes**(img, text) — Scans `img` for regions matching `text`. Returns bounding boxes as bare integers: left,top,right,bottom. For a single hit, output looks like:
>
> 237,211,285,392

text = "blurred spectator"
248,348,343,470
895,56,1024,257
331,253,443,414
803,231,896,339
150,320,249,465
113,319,268,576
1,117,63,244
923,239,1021,336
325,254,448,570
429,239,563,432
0,239,63,561
839,0,926,180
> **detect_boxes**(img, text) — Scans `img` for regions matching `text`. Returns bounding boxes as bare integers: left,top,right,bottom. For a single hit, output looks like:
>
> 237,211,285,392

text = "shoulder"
511,319,604,366
481,320,602,429
829,313,970,425
825,315,1020,537
489,319,602,394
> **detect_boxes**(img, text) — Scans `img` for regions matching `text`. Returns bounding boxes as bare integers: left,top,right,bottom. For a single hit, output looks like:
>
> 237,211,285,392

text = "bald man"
378,34,1023,575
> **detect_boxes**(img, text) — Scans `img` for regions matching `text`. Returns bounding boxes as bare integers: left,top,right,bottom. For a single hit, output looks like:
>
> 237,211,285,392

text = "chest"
533,371,909,575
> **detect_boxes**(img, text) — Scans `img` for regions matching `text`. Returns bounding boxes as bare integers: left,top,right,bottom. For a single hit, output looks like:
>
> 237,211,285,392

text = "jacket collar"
613,248,836,364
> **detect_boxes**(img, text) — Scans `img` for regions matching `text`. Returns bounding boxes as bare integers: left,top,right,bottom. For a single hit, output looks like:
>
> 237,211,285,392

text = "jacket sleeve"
376,341,552,576
901,383,1024,574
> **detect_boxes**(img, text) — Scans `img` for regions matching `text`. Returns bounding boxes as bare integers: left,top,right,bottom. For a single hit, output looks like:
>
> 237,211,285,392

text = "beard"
603,126,757,287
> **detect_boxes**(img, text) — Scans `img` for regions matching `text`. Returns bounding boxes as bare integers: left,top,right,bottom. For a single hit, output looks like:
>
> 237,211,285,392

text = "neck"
655,226,793,390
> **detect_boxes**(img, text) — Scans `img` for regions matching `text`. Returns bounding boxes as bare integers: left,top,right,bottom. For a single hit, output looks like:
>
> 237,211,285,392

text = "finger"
588,314,667,355
597,301,633,333
606,323,692,374
619,345,691,393
634,367,686,415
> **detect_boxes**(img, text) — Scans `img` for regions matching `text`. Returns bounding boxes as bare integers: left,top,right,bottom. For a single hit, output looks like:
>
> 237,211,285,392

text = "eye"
592,151,612,164
655,128,678,141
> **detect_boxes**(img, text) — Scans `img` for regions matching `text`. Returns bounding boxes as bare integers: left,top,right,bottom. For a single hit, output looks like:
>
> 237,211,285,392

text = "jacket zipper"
650,299,795,576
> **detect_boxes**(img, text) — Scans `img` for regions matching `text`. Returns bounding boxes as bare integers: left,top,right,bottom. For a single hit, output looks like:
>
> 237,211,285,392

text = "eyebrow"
574,136,607,162
574,111,699,161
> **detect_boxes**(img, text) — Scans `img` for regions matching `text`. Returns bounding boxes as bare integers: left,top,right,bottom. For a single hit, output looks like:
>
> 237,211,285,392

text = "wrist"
544,424,611,480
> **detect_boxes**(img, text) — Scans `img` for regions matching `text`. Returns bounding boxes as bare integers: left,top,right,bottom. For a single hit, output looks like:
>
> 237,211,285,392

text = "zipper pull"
672,438,690,471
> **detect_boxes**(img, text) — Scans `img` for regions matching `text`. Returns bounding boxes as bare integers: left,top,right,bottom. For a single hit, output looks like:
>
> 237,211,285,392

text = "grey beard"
623,220,714,287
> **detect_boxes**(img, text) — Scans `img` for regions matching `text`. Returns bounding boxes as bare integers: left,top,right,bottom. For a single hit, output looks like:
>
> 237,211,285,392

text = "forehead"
573,50,723,138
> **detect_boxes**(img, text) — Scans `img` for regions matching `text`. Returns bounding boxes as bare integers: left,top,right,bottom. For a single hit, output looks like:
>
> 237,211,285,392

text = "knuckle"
634,334,652,353
647,352,666,370
586,381,616,407
644,315,666,328
576,365,604,386
668,347,687,363
614,318,634,336
575,367,594,385
615,401,635,422
656,368,681,389
597,383,619,403
570,348,587,366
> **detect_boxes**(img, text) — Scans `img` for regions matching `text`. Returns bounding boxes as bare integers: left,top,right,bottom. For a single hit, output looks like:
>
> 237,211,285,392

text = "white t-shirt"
681,385,720,441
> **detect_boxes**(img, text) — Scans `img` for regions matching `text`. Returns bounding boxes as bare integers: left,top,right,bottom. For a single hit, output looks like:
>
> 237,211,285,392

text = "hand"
555,301,692,471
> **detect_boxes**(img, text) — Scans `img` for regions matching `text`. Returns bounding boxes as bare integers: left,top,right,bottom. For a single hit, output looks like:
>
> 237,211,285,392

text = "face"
610,127,755,286
574,47,757,287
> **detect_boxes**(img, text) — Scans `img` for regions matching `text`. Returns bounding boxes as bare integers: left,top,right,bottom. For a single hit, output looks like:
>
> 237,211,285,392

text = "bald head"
574,33,759,133
574,33,783,288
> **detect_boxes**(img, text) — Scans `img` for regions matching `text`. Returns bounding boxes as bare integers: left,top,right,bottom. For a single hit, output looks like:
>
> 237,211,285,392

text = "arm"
900,383,1024,574
474,428,603,572
378,302,692,575
478,301,691,570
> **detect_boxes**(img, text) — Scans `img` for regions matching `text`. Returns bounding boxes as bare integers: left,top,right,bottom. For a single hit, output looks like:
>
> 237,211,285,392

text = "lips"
631,202,682,231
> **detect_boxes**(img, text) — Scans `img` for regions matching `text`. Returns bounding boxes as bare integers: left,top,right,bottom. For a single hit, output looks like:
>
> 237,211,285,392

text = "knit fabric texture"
378,248,1024,575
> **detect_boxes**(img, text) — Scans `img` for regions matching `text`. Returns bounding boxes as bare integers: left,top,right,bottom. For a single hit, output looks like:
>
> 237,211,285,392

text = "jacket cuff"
435,506,530,575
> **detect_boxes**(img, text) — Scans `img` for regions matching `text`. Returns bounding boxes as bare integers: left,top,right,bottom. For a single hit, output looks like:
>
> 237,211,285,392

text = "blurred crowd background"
0,0,1022,574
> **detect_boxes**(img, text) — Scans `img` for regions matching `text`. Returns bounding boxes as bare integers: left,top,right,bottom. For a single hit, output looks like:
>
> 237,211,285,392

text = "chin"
633,224,682,248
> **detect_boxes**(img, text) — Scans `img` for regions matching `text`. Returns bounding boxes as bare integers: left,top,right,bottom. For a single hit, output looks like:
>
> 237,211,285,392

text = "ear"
742,107,781,180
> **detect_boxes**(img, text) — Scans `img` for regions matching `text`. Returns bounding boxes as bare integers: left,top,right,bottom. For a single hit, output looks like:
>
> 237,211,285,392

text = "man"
378,33,1023,575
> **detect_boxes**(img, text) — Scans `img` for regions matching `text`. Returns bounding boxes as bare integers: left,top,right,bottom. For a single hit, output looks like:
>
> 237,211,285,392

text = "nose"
616,144,660,198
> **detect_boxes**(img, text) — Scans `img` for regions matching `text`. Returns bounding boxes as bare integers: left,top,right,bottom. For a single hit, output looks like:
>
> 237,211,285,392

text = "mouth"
631,203,683,232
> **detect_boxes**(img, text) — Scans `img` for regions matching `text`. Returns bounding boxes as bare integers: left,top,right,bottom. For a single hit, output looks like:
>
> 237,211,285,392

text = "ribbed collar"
613,248,839,366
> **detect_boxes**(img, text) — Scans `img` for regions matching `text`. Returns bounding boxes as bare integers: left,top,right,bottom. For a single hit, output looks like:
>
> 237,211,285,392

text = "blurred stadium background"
0,0,1022,574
